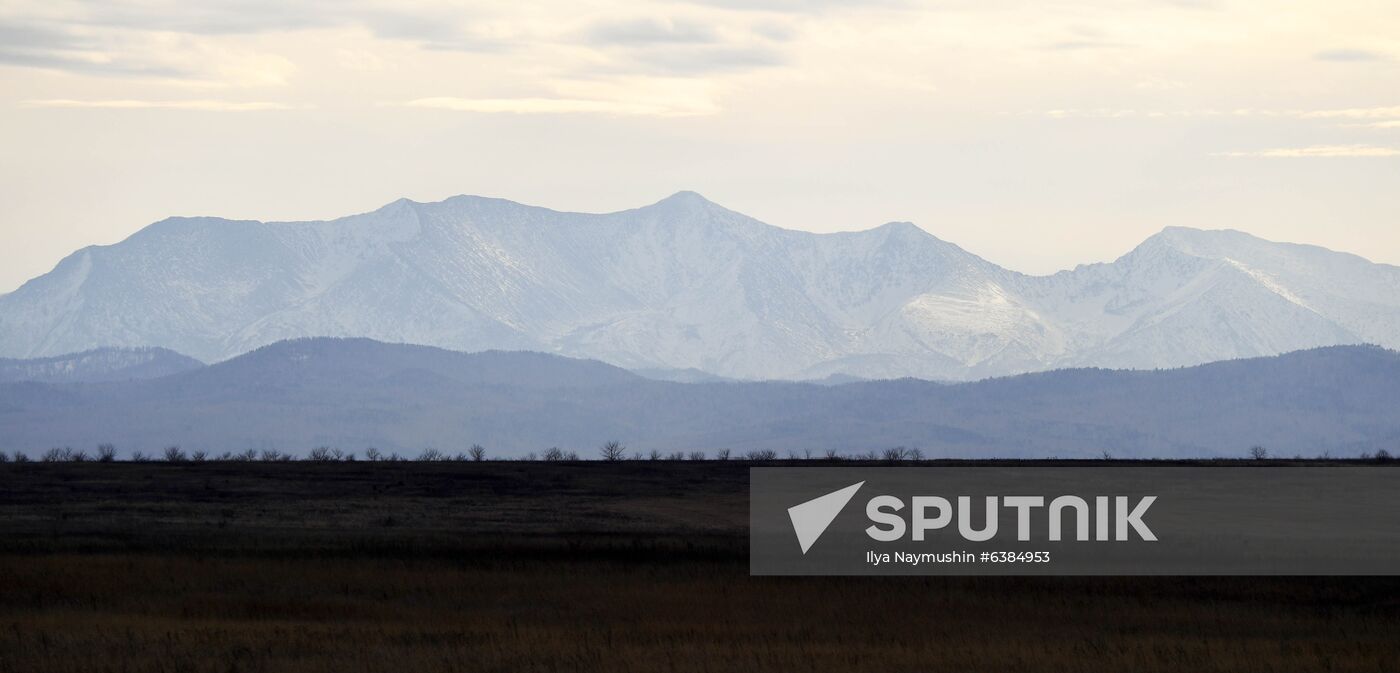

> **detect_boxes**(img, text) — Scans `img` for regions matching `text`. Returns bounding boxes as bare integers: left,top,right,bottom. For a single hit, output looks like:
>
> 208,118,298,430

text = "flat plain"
1,461,1397,672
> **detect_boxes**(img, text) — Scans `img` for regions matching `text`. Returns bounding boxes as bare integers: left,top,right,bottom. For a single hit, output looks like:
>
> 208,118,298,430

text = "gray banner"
750,467,1400,575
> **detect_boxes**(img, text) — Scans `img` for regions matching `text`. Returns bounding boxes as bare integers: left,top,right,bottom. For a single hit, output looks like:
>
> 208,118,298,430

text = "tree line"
0,443,1392,464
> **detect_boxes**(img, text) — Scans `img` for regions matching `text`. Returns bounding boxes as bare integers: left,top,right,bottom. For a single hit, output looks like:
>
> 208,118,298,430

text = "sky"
1,0,1398,293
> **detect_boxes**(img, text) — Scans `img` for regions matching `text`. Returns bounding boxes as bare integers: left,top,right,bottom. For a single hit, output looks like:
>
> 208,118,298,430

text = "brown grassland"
1,461,1397,672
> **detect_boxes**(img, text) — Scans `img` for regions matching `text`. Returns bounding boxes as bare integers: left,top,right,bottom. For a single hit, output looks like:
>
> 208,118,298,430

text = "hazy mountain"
630,367,736,384
1,338,1396,458
0,347,202,383
2,192,1397,380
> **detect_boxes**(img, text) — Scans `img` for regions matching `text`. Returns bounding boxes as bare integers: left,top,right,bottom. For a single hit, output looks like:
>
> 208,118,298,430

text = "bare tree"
469,445,486,462
190,450,208,462
163,446,187,462
688,451,706,461
130,451,148,463
600,441,626,461
882,447,911,461
0,452,8,463
13,451,30,463
1249,446,1268,460
43,447,88,462
96,444,117,462
543,447,565,461
715,449,730,461
366,448,383,462
417,448,444,462
745,449,777,461
308,447,335,462
648,450,662,461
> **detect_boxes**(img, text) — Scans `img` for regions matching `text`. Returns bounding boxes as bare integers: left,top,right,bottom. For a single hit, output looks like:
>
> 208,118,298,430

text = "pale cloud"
334,47,385,72
576,15,791,77
1301,105,1400,119
1040,105,1400,121
1036,100,1400,156
1042,39,1127,51
0,3,505,84
630,44,784,75
0,19,194,78
583,17,720,45
397,96,715,116
680,0,904,11
1314,48,1387,62
0,16,299,85
1214,145,1400,158
0,1,489,43
21,98,301,111
0,1,796,87
1132,78,1188,91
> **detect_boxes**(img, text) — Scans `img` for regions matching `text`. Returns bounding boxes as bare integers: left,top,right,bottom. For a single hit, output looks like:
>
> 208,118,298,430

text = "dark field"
2,462,1397,672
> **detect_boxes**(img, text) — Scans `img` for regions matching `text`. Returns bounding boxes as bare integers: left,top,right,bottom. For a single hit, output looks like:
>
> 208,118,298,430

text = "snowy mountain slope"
1,192,1397,379
1015,227,1399,370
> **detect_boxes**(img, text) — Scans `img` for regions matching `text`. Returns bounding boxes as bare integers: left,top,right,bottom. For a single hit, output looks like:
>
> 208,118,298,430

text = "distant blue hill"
0,338,1396,458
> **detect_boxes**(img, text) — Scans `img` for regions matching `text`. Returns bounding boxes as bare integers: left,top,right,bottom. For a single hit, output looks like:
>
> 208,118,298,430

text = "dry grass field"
2,461,1397,672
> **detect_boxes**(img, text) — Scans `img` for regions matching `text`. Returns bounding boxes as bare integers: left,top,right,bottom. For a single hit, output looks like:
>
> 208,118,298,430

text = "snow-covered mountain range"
2,191,1397,380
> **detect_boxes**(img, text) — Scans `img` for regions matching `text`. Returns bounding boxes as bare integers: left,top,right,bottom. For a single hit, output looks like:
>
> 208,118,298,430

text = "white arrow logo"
787,481,865,554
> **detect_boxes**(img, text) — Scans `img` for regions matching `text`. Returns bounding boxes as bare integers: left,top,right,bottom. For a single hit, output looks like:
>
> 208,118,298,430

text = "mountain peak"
659,190,709,202
872,221,924,234
648,190,717,211
1158,225,1292,247
1126,226,1261,260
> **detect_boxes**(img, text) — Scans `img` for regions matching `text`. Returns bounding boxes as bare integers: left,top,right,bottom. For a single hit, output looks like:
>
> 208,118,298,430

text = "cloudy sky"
1,0,1398,292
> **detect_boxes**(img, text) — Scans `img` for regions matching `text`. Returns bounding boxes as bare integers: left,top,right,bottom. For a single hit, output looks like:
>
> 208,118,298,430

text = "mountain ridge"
2,192,1397,380
1,337,1395,457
